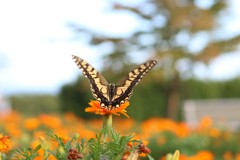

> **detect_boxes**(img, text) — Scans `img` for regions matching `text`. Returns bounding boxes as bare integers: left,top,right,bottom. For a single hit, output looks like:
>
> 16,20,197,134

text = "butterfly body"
72,55,157,110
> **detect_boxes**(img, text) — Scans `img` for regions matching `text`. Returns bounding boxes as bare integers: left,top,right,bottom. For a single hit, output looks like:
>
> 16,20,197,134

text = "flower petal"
85,100,130,117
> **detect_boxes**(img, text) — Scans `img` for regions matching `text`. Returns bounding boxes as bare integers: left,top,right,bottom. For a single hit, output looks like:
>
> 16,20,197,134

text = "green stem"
102,114,112,142
103,114,112,129
0,152,2,160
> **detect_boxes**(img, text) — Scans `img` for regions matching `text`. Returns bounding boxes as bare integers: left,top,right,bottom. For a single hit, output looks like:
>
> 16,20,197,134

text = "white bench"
183,99,240,131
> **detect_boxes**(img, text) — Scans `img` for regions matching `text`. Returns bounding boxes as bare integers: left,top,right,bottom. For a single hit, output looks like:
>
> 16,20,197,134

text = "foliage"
59,77,94,119
9,94,59,116
182,78,240,99
14,145,41,160
84,128,134,160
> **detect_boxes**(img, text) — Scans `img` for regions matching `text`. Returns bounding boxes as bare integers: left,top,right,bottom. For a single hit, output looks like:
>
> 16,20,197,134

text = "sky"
0,0,240,95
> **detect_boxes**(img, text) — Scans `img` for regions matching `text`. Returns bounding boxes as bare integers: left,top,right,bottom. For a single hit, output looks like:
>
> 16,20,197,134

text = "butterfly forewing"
72,55,157,109
112,60,157,106
72,55,110,103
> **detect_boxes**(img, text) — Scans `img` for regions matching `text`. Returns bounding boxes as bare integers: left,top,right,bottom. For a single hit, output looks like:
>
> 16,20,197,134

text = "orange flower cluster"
140,118,190,139
0,112,97,153
0,111,237,160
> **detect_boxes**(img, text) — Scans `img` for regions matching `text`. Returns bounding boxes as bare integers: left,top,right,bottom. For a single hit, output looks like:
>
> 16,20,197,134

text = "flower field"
1,111,240,160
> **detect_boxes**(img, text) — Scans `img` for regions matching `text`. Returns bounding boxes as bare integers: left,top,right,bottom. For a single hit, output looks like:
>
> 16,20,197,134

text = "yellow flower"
0,134,10,152
85,100,130,118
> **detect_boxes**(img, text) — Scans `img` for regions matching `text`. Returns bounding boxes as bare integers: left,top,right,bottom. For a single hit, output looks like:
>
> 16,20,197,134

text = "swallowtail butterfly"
72,55,157,110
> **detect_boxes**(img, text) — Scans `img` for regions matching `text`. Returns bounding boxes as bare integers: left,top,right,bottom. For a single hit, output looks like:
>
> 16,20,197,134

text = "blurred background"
2,1,240,159
1,0,240,122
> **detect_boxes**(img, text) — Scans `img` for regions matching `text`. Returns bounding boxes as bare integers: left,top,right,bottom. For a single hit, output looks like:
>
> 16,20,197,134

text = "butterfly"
72,55,157,110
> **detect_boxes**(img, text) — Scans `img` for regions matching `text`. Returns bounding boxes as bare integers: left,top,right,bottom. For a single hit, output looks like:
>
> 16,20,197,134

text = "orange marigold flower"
198,116,213,129
24,118,40,130
85,100,130,118
194,150,214,160
0,134,10,152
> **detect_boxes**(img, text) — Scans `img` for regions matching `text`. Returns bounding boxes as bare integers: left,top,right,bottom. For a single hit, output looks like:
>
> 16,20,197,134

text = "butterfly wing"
112,60,157,107
72,55,110,105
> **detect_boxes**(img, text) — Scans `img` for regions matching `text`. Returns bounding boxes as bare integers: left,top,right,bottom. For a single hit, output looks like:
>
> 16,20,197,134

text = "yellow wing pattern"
72,55,110,105
72,55,157,109
111,60,157,106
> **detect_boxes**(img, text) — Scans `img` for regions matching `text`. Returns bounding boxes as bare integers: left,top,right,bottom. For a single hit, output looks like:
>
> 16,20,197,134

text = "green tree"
10,94,59,116
69,0,240,119
59,77,98,119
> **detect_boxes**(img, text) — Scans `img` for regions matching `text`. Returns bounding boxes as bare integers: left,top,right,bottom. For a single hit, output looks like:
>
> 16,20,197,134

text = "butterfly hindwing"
72,55,110,104
111,60,157,106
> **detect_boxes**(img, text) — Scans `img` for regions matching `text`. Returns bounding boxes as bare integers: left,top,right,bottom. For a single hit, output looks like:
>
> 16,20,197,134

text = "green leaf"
147,154,155,160
33,144,42,153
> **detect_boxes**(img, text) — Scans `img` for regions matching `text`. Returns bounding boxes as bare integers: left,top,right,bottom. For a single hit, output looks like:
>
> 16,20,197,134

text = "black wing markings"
72,55,157,109
111,60,157,106
72,55,109,105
